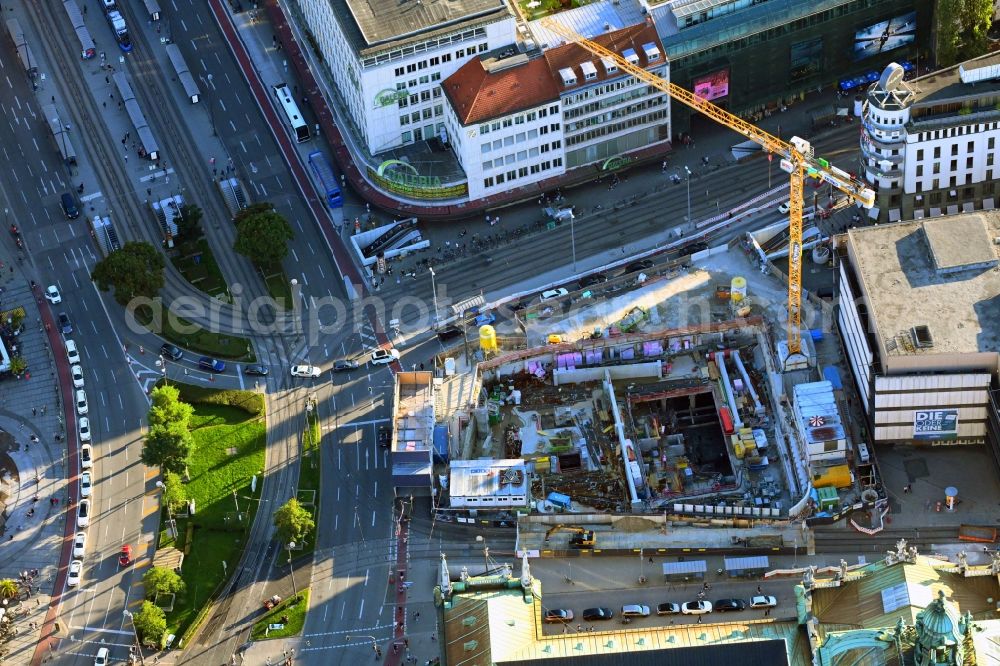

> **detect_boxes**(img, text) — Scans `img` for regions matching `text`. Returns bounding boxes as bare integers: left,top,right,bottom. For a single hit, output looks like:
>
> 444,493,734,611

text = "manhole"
226,447,238,456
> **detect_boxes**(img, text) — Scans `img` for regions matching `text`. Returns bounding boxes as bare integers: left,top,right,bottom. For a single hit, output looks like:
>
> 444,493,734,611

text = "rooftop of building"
449,458,528,499
907,51,1000,105
393,371,436,453
542,22,664,93
333,0,510,56
846,212,1000,357
525,0,647,50
443,52,559,125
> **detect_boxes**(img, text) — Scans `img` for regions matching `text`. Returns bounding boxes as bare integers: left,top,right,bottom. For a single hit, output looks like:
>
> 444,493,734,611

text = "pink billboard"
693,69,730,102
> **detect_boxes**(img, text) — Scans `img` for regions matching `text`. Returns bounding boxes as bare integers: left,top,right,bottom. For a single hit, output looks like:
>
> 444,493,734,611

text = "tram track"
27,0,256,336
812,525,962,554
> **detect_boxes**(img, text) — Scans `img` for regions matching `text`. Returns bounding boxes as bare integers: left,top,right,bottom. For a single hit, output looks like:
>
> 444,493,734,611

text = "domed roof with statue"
913,590,964,666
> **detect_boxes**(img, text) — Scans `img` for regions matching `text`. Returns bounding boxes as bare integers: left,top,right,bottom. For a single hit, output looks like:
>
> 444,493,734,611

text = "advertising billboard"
790,38,823,81
853,11,916,61
913,409,959,440
692,69,729,102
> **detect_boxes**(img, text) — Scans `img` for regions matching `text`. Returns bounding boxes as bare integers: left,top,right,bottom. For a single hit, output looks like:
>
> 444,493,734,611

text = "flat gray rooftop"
912,52,1000,104
848,212,1000,356
922,214,998,274
344,0,507,49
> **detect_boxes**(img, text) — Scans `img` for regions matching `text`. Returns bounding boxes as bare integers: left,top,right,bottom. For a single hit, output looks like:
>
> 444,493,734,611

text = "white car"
94,647,109,666
778,201,791,214
76,499,91,528
540,287,570,301
72,531,87,559
290,364,321,378
80,443,93,468
369,348,400,365
76,389,89,415
80,471,92,498
67,559,83,587
79,417,92,443
749,595,777,609
681,600,713,615
45,285,62,304
71,364,85,388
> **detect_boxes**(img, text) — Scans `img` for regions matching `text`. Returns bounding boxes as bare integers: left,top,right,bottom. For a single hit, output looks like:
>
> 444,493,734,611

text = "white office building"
442,21,669,200
861,55,1000,222
293,0,514,156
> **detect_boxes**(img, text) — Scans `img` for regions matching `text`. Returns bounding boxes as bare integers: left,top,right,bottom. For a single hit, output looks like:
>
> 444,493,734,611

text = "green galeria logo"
374,89,408,108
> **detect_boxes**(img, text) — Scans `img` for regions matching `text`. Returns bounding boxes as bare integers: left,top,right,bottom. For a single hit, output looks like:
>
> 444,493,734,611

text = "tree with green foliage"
937,0,994,66
0,579,18,599
9,356,26,376
233,203,294,267
273,498,315,545
141,421,194,474
143,566,186,598
176,204,204,240
148,384,194,429
161,471,187,513
91,241,165,305
132,601,167,645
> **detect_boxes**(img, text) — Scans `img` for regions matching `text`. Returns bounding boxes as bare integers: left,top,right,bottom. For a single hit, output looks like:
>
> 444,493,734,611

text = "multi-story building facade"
861,54,1000,222
442,22,668,200
294,0,513,156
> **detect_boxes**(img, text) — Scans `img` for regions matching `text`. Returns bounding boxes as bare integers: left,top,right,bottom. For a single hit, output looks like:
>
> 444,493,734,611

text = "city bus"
272,83,309,143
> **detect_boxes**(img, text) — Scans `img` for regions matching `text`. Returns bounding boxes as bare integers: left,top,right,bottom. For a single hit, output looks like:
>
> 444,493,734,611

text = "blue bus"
307,150,343,208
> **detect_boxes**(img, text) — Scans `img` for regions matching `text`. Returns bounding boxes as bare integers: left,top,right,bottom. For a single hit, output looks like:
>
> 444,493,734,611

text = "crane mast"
537,17,875,368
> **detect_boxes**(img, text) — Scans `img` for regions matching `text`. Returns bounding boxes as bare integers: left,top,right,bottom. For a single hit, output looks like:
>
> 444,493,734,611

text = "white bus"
272,83,309,143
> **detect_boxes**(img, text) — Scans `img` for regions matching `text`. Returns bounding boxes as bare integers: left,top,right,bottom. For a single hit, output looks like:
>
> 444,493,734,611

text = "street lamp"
475,535,490,575
199,73,216,136
123,609,146,665
287,541,298,601
684,166,692,230
428,266,439,325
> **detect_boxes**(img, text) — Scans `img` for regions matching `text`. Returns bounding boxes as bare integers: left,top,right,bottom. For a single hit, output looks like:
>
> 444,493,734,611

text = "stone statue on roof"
803,565,816,589
838,559,849,581
957,550,967,571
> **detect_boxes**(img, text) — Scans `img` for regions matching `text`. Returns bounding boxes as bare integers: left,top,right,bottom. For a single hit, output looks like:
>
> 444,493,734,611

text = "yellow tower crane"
537,17,876,369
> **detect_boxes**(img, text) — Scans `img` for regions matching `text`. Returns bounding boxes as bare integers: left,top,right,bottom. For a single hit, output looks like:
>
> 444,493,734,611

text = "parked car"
45,285,62,304
159,343,183,361
80,471,92,498
78,417,92,443
656,602,681,615
778,201,791,214
333,359,360,372
377,425,391,448
582,607,613,621
75,389,88,415
77,499,91,528
94,646,110,666
72,531,87,559
65,339,80,364
543,609,574,623
714,598,747,613
578,273,608,289
71,364,85,389
244,365,268,376
59,312,73,335
473,311,496,326
198,357,226,373
80,443,93,468
621,604,650,618
625,259,654,273
681,600,713,615
540,287,569,301
435,326,463,341
67,559,83,587
119,544,133,567
290,364,321,378
749,595,777,609
370,348,400,365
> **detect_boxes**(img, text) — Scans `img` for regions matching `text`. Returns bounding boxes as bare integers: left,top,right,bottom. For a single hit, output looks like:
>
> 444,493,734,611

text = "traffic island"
250,588,311,640
132,301,255,361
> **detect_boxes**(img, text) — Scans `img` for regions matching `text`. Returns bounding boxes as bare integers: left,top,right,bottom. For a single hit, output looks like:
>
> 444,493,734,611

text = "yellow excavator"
544,525,596,547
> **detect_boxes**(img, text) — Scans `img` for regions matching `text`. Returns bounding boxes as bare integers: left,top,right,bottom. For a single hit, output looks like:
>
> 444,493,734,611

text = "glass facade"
660,0,930,134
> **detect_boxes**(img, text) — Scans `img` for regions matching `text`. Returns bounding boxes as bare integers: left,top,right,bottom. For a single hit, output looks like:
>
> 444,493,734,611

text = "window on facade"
966,156,974,169
504,136,514,146
915,165,923,177
530,164,540,174
527,111,537,121
480,124,490,135
398,97,408,108
507,170,516,181
491,121,500,132
505,154,515,165
409,95,418,105
484,176,493,187
528,129,538,139
394,67,404,77
432,73,442,83
400,115,409,126
502,118,513,128
540,143,549,153
481,143,490,154
479,43,488,52
434,105,443,117
443,53,452,62
516,132,526,143
418,60,427,70
407,63,417,73
951,144,958,156
420,91,431,102
408,79,417,88
967,140,975,153
552,139,561,149
540,126,548,135
988,153,995,167
430,56,440,66
482,161,492,171
402,131,413,143
539,108,548,118
549,105,558,114
422,108,433,120
551,123,560,132
494,158,505,168
541,160,551,170
514,115,525,125
456,49,465,58
932,163,940,175
989,137,996,150
496,173,505,184
933,146,941,159
518,166,528,178
950,159,957,172
419,75,429,84
411,112,420,123
493,139,502,150
517,150,527,161
553,157,563,167
916,149,924,161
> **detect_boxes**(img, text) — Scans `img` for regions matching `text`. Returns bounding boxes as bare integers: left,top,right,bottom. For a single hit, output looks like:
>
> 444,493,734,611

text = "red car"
119,544,133,567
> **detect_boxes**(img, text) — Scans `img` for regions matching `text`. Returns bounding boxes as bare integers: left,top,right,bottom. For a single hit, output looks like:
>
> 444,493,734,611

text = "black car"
578,273,608,288
714,598,747,612
58,312,73,335
333,359,360,372
244,365,268,376
626,259,654,273
582,607,613,621
160,343,183,361
378,425,392,448
435,326,463,341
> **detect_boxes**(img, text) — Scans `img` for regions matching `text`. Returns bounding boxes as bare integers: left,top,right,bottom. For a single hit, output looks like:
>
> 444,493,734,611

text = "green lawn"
262,267,293,311
517,0,593,20
171,238,230,301
154,385,267,643
295,405,321,557
251,588,311,640
133,302,256,361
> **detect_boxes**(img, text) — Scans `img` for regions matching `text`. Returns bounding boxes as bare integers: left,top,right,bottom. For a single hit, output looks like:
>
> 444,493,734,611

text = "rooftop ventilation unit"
911,325,934,348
